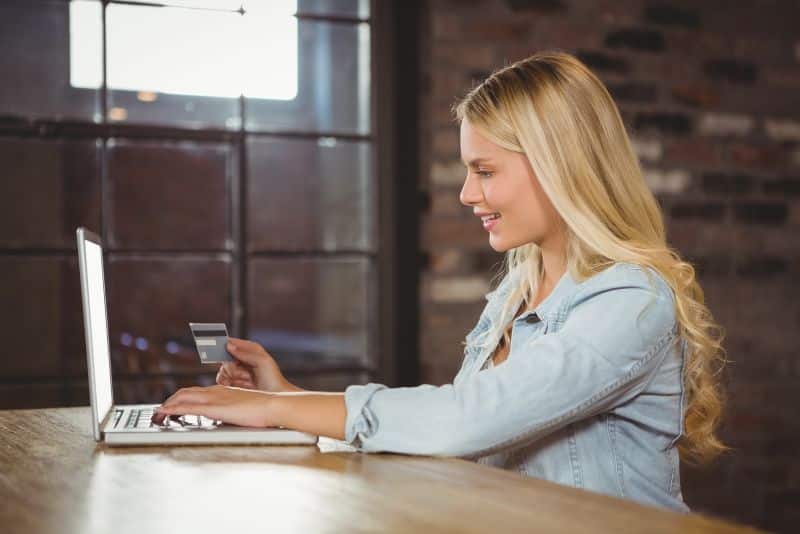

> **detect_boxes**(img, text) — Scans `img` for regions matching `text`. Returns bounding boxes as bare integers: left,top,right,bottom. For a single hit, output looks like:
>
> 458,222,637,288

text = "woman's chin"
489,232,535,253
488,234,511,253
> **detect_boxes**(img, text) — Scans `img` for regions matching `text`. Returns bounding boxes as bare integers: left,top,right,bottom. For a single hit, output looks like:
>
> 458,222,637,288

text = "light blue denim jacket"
344,262,689,513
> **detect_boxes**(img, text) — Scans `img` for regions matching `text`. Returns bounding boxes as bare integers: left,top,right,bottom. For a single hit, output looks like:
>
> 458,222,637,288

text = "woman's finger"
220,362,250,381
154,402,206,418
226,341,258,363
218,365,247,383
230,368,251,381
156,399,232,423
160,387,210,409
221,360,247,373
228,337,261,351
217,368,231,386
152,386,224,424
217,364,228,379
226,338,269,367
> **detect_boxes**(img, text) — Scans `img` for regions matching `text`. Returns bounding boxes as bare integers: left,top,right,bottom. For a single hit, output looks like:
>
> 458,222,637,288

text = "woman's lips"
482,213,501,232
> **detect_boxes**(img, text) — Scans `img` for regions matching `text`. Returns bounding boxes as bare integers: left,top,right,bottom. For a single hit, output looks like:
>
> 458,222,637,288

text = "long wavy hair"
453,50,729,466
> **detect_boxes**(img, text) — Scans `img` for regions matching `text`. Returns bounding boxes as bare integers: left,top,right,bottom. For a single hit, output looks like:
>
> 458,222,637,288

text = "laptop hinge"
98,405,118,436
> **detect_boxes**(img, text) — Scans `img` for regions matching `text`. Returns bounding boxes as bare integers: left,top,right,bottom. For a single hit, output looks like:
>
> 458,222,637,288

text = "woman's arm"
152,386,347,441
270,391,347,440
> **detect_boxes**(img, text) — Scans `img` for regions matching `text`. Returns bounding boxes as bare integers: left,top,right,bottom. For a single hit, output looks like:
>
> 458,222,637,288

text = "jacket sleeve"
343,269,679,457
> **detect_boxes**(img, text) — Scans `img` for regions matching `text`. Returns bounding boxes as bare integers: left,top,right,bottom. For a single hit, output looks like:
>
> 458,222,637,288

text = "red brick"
432,43,495,70
664,138,721,167
729,142,788,171
431,12,462,40
670,83,721,108
432,126,460,158
459,18,532,42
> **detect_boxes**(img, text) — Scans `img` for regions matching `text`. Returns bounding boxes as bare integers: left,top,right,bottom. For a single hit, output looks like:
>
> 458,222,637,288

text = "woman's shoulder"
566,262,679,341
571,261,675,308
482,261,675,321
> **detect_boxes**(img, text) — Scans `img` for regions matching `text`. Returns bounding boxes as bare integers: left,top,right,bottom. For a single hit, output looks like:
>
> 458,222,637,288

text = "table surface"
0,407,759,534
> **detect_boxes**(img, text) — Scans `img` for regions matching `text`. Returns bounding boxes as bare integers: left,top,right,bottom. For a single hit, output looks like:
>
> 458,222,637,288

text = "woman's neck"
538,229,567,290
540,256,566,293
528,265,564,312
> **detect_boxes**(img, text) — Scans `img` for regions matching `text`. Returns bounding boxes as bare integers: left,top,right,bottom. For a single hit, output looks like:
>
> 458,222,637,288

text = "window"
0,0,388,406
70,0,299,101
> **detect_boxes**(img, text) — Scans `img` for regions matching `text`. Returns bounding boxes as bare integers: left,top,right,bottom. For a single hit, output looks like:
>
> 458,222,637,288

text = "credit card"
189,322,233,364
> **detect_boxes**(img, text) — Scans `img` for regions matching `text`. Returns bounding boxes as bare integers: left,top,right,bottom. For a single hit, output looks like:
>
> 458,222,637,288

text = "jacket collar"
485,265,578,324
527,267,577,323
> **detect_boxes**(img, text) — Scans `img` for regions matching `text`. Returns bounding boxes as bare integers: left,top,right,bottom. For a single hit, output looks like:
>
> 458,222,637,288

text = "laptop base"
103,404,318,446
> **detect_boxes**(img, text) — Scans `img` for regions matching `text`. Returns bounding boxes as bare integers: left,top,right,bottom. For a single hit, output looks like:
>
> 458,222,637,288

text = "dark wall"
417,0,800,532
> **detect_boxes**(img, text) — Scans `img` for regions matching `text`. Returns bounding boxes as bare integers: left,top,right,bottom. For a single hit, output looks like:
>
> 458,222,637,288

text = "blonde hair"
453,50,729,466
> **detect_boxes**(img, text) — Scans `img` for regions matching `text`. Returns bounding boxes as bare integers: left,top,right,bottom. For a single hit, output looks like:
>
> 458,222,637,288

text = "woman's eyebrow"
463,157,494,167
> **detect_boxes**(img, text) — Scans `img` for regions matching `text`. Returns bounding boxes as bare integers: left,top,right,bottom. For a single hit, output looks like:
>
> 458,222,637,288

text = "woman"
153,51,729,513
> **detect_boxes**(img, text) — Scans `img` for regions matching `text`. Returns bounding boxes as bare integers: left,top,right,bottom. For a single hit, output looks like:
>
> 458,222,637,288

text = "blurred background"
1,1,798,532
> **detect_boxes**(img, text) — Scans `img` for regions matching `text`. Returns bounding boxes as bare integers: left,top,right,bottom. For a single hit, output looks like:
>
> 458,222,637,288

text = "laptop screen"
82,236,113,426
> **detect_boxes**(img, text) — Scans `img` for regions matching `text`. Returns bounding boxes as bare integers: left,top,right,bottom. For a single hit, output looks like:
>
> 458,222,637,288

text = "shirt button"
525,313,541,324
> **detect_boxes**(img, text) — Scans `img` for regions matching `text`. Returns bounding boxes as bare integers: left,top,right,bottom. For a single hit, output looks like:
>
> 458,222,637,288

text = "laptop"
76,227,318,446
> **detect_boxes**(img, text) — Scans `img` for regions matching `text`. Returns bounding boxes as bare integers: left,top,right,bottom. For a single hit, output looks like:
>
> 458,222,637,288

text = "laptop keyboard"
113,407,155,429
113,408,221,430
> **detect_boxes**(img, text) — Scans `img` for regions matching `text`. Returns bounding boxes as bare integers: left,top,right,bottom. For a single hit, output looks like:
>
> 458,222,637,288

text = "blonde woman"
153,51,729,513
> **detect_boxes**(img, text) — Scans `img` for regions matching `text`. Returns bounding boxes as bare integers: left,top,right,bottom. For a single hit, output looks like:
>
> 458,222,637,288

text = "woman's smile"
482,213,501,231
476,211,502,231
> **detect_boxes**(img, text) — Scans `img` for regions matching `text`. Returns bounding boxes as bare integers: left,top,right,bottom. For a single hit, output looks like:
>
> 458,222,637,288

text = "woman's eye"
476,170,494,178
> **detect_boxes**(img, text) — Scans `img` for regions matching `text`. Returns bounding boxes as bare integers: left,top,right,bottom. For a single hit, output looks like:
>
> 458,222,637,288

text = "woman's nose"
459,173,483,206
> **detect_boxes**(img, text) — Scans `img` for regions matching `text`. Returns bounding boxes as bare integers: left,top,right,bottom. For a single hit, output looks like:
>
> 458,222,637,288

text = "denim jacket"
343,262,690,513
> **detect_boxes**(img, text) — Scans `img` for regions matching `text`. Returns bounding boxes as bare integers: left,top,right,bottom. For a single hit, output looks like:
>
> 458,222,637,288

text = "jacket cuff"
343,382,387,448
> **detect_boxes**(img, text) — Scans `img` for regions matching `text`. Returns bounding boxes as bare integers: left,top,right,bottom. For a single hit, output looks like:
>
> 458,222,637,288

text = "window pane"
107,257,233,375
247,137,374,252
247,257,374,370
113,375,217,405
105,3,244,128
0,257,83,378
103,1,301,128
0,138,101,249
107,140,234,250
0,0,100,121
245,20,370,134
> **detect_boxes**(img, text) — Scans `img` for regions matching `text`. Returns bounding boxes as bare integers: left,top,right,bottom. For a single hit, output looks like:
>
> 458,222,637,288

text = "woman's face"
459,119,564,253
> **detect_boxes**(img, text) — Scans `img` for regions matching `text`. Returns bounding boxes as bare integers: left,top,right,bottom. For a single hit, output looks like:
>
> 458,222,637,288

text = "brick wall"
417,1,800,531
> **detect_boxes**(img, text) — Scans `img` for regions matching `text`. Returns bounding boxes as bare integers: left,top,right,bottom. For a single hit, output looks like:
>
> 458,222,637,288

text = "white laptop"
76,226,318,446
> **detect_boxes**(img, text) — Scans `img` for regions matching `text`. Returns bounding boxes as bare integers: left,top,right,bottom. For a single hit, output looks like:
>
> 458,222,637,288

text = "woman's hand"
151,385,276,428
151,385,348,440
216,337,304,393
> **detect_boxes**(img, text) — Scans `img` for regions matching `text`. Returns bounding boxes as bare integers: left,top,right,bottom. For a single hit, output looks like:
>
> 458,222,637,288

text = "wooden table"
0,407,758,534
